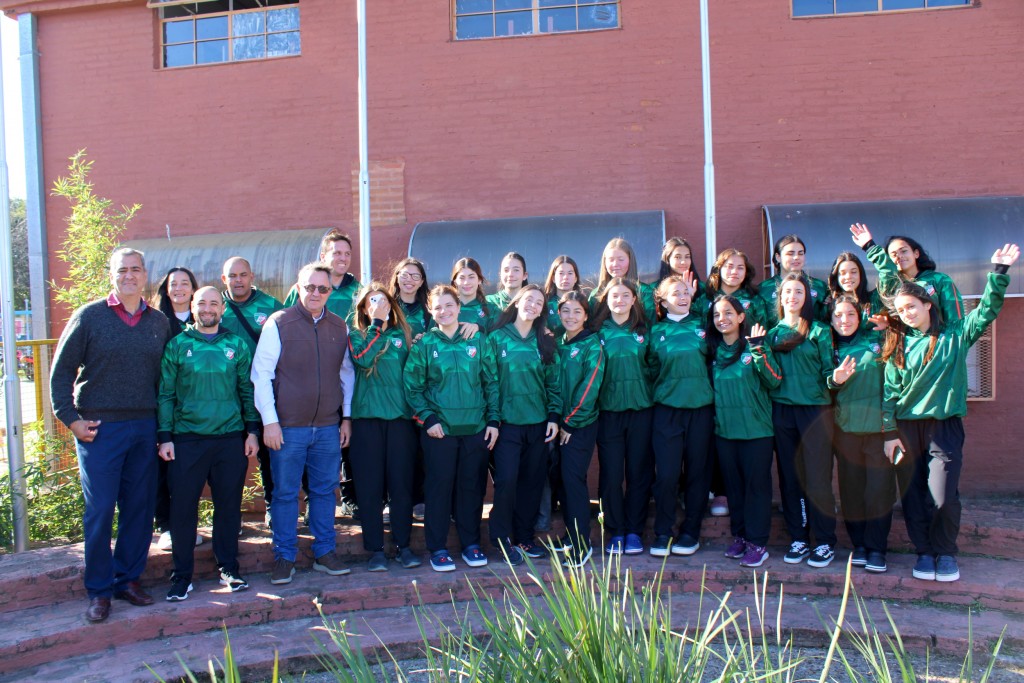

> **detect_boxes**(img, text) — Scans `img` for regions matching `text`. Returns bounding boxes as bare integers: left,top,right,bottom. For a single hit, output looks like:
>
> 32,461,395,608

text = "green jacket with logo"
827,329,894,435
399,299,431,338
558,330,605,430
403,327,498,436
482,323,561,425
649,315,714,409
349,322,411,421
884,270,1008,424
485,290,512,317
597,319,654,413
546,294,566,337
711,339,782,440
157,326,260,441
864,243,963,328
694,288,769,331
220,287,283,355
767,320,835,406
458,297,496,332
283,273,362,322
589,281,657,326
757,274,829,327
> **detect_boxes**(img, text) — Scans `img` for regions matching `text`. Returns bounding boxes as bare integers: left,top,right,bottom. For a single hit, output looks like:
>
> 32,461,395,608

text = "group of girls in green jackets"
344,229,1017,580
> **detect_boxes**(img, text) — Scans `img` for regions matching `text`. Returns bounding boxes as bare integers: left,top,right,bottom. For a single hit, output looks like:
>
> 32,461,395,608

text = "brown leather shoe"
86,597,111,623
113,581,155,606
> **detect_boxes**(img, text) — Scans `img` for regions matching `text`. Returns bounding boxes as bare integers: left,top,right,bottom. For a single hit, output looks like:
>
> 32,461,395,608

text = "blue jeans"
75,417,158,598
269,425,341,561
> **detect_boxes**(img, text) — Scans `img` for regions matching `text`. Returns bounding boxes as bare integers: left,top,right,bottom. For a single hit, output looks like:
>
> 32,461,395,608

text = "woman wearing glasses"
389,258,431,339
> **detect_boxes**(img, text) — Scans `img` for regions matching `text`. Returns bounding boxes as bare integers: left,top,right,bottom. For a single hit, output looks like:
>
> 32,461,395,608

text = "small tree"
50,150,141,313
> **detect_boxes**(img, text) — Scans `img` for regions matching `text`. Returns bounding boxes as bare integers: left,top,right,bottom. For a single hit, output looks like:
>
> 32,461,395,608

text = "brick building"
2,0,1021,492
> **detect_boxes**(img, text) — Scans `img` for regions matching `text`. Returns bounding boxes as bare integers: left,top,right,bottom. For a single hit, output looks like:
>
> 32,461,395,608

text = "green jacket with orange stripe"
348,321,411,421
863,242,963,329
711,338,782,440
557,329,605,430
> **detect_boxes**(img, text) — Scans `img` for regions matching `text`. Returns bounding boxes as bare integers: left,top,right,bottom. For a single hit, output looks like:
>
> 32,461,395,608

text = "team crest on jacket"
742,300,751,309
633,333,644,343
811,290,819,299
391,338,403,348
225,349,235,360
925,284,936,296
696,329,706,339
478,309,486,318
570,347,580,359
871,343,881,354
256,313,268,325
467,346,478,358
741,353,753,365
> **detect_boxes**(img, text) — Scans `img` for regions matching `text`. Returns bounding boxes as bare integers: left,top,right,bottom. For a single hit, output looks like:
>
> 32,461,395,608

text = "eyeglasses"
303,284,330,294
399,272,423,282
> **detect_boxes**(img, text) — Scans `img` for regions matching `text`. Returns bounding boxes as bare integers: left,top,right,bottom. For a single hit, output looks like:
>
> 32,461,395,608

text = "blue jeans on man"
268,425,341,561
76,417,158,599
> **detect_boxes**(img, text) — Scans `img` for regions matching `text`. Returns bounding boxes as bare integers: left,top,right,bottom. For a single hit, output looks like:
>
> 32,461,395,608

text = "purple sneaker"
739,542,769,568
724,537,746,559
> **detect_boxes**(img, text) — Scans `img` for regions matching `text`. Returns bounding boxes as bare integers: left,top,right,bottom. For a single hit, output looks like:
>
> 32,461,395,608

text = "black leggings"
895,417,964,556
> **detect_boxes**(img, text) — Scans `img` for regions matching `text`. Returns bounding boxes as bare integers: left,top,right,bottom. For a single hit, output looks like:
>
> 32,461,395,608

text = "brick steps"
4,576,1022,683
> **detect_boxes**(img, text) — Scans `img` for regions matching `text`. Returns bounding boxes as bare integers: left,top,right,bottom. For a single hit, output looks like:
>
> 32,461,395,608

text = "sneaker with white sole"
864,551,887,573
398,547,422,569
913,554,936,581
724,537,747,559
739,542,768,568
462,545,488,567
850,547,867,567
157,531,172,551
313,551,351,576
166,576,193,602
650,535,672,557
807,544,835,568
562,545,593,569
430,550,456,572
671,534,700,556
784,541,810,564
709,496,729,517
270,558,295,585
935,554,960,582
219,570,249,592
412,503,425,521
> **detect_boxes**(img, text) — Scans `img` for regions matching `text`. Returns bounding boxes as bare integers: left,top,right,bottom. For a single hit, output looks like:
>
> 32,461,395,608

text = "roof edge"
0,0,136,17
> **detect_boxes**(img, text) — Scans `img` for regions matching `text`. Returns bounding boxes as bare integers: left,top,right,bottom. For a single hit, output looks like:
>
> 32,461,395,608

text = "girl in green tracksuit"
826,251,884,329
850,223,964,329
758,234,829,327
543,255,583,337
591,238,657,323
483,284,561,565
648,276,714,558
656,237,703,292
697,249,768,328
389,258,431,340
451,257,496,334
767,273,838,569
593,277,654,555
555,291,604,566
348,284,420,572
881,243,1018,583
404,285,500,573
707,294,781,568
486,252,529,314
827,294,896,574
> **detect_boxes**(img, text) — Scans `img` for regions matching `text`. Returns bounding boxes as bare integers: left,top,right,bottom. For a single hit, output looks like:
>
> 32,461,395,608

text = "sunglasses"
303,284,330,294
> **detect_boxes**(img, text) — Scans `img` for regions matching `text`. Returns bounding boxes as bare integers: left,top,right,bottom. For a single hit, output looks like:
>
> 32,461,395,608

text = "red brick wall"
32,0,1024,491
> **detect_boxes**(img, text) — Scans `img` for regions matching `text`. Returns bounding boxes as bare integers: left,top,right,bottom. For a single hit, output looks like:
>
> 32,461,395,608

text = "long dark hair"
705,248,759,298
450,257,490,314
705,294,752,370
496,251,529,293
827,251,870,305
591,277,647,335
885,235,938,275
154,266,198,329
543,255,582,300
492,284,556,364
389,257,430,328
772,273,816,352
771,234,806,275
351,283,413,371
658,237,701,285
881,282,943,369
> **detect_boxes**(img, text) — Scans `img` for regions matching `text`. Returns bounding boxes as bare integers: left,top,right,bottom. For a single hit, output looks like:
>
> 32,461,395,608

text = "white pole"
700,0,717,275
0,25,28,552
356,0,371,284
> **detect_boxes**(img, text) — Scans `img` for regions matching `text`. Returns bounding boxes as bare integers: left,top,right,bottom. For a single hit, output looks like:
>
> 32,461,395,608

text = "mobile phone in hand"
892,446,904,466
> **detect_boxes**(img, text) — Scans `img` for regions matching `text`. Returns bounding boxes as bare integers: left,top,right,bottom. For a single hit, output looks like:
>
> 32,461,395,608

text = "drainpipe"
356,0,371,284
700,0,717,275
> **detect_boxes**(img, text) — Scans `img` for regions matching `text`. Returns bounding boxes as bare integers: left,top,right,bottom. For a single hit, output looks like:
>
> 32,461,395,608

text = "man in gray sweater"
50,247,171,623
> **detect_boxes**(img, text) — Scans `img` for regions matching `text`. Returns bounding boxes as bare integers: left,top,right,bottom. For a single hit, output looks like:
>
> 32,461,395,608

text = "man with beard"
157,286,261,601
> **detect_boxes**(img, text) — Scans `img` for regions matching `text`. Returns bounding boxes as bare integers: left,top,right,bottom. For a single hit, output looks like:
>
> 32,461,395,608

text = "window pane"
793,0,834,15
494,10,532,36
196,39,229,63
267,7,300,32
578,3,618,29
495,0,531,9
540,0,572,6
196,15,228,40
927,0,969,5
882,0,924,7
164,43,194,67
456,14,494,39
267,31,300,56
163,19,194,44
540,8,576,33
233,35,265,60
455,0,492,13
232,11,264,36
837,0,877,12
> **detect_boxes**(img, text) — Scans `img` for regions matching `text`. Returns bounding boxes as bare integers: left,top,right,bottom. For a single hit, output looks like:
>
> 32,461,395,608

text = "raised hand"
991,243,1020,267
747,323,766,339
683,271,698,297
832,355,857,385
868,313,889,331
850,223,873,248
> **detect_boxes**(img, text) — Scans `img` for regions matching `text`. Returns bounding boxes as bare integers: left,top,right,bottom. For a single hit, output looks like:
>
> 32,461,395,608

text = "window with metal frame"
150,0,300,69
792,0,970,18
452,0,620,41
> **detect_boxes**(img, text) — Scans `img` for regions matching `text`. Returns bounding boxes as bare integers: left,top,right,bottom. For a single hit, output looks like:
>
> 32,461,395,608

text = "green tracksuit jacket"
483,323,561,425
757,274,829,327
589,281,657,326
767,320,835,406
827,329,894,435
546,294,566,337
694,288,769,329
157,326,260,441
864,243,963,328
485,290,512,316
399,299,431,338
883,270,1008,425
458,298,496,331
597,319,654,413
283,273,362,322
349,322,411,421
649,315,713,409
558,330,605,430
403,327,499,436
220,288,283,355
711,339,782,440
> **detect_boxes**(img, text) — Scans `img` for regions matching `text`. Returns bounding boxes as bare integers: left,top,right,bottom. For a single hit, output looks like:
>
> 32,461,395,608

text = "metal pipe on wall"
356,0,371,284
700,0,717,275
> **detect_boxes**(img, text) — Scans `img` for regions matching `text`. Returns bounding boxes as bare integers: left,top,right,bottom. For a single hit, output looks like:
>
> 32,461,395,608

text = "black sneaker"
367,551,388,572
865,551,887,573
517,541,547,559
503,545,525,566
807,544,835,568
913,553,936,581
649,535,671,557
398,547,422,569
219,570,249,592
850,547,867,567
784,541,810,564
671,534,700,556
935,554,960,582
166,576,193,602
